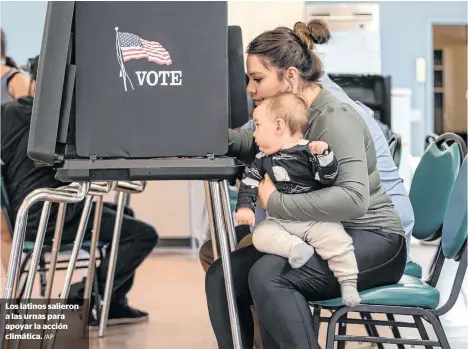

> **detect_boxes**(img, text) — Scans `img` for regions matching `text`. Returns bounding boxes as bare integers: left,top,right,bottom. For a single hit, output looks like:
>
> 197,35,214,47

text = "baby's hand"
309,141,330,155
236,208,255,226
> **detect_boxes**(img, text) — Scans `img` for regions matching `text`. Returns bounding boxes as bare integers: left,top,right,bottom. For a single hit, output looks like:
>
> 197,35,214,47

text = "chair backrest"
434,156,468,316
388,133,402,168
442,155,467,260
410,133,465,241
425,133,439,150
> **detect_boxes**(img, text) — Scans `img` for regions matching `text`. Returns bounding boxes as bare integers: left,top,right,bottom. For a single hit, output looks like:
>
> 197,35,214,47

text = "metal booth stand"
1,165,244,349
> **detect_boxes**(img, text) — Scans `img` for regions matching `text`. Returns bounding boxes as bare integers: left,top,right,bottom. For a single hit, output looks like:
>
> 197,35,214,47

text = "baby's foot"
289,243,315,268
341,283,361,307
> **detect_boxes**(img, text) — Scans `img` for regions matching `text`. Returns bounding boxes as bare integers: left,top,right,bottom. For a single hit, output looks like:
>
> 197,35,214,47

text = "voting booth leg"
58,196,93,300
19,202,52,302
12,203,52,349
188,181,202,252
204,181,219,260
82,195,104,337
0,183,88,347
208,181,243,349
220,180,238,251
98,191,127,338
38,203,67,348
44,203,67,300
97,181,145,338
45,195,93,349
45,183,111,348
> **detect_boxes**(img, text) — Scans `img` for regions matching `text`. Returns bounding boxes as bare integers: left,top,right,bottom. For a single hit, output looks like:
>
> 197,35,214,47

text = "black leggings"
205,229,407,349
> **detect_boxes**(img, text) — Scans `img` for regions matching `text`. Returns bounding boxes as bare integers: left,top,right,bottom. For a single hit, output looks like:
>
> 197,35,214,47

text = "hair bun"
294,19,331,50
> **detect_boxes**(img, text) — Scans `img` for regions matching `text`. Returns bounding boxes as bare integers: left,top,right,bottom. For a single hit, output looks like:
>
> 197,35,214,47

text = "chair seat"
23,241,106,253
310,275,439,309
404,261,423,278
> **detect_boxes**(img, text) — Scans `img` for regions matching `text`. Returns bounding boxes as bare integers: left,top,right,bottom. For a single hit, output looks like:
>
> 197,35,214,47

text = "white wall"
0,1,47,66
228,1,305,54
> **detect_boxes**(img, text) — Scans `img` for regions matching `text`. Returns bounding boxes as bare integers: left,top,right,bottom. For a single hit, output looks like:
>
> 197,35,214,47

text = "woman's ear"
284,67,300,93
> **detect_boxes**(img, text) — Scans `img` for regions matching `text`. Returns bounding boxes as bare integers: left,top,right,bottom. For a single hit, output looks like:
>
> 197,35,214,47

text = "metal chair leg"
386,313,405,349
337,313,347,349
325,307,344,349
414,315,434,349
425,313,451,349
208,181,243,349
360,312,384,349
312,307,321,340
98,191,127,337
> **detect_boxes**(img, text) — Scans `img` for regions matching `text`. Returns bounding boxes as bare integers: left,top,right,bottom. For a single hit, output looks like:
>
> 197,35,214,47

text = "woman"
0,28,30,103
205,20,407,349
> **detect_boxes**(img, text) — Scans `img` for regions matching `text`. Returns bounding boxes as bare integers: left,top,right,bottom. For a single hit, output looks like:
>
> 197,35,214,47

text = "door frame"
427,20,468,136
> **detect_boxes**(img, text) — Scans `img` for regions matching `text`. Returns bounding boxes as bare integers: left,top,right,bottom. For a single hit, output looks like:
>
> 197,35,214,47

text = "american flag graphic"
118,32,172,65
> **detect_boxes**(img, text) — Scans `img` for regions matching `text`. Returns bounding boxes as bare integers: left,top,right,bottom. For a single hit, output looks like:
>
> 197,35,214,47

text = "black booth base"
55,157,244,182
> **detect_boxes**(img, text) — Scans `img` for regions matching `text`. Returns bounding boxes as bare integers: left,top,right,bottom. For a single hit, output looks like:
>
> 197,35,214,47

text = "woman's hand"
258,174,277,209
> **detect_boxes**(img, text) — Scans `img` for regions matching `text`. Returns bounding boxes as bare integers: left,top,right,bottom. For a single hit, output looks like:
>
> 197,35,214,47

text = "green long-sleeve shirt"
228,88,404,237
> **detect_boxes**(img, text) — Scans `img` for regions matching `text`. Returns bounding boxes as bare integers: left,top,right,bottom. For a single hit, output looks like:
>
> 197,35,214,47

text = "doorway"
432,24,468,142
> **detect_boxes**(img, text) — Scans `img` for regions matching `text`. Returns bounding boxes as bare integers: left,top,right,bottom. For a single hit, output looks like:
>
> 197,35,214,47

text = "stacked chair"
388,133,403,169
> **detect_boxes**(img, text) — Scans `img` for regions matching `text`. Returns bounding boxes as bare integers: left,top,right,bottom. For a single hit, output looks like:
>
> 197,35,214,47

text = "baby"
236,91,361,307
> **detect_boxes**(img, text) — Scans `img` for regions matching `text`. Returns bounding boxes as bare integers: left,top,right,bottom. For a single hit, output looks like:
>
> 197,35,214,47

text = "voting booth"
28,1,246,182
2,2,247,348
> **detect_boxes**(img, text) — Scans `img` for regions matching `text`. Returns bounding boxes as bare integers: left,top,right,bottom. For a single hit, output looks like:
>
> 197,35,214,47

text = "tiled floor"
2,240,465,349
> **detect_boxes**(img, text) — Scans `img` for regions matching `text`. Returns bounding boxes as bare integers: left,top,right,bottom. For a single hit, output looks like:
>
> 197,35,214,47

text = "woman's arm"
228,129,257,165
267,106,370,222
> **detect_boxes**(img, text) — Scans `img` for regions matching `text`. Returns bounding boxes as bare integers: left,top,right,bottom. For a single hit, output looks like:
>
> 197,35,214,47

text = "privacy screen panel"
74,1,229,158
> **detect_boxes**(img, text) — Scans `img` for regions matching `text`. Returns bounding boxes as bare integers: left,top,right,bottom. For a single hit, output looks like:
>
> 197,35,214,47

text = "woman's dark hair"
28,55,39,81
0,28,18,68
247,19,331,85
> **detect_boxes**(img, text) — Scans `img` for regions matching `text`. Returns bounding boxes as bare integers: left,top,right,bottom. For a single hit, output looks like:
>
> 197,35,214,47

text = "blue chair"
388,132,402,169
312,133,466,348
405,132,466,281
312,155,467,349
